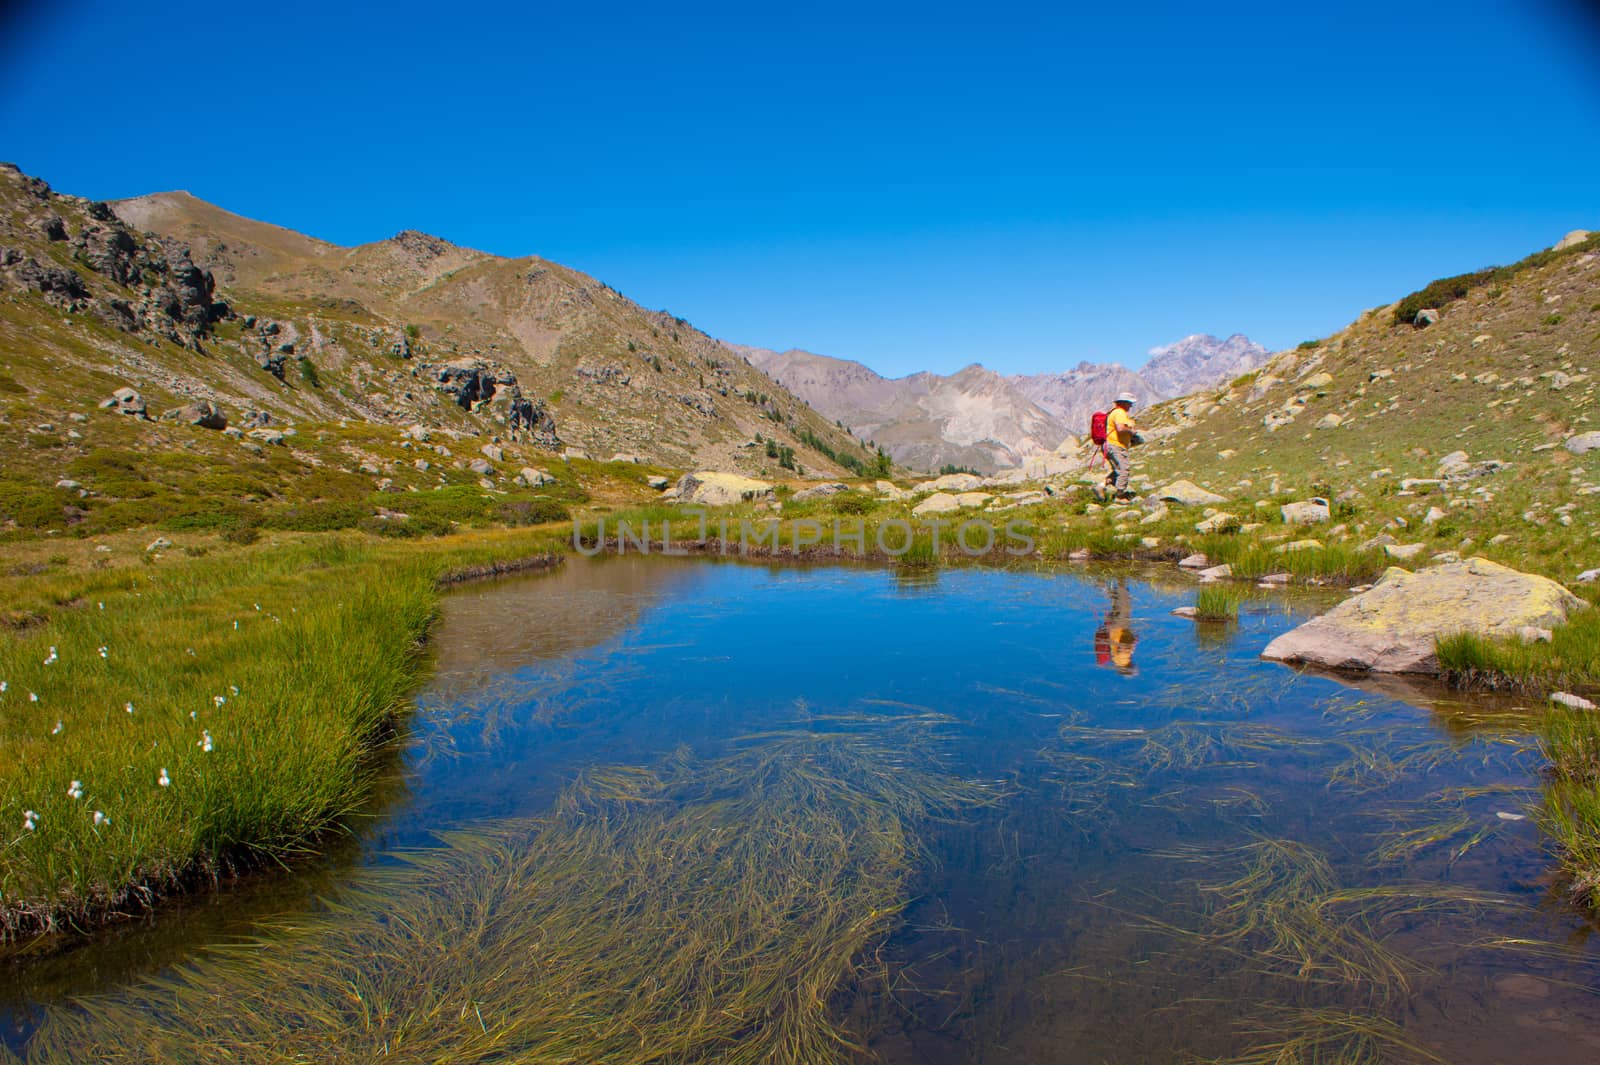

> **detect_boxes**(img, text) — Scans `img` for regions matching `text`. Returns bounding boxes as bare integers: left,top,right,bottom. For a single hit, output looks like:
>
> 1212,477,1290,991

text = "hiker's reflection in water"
1094,578,1138,675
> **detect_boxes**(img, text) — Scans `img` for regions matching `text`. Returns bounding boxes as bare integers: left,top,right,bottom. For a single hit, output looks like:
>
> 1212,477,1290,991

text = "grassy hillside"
0,164,884,542
1130,231,1600,583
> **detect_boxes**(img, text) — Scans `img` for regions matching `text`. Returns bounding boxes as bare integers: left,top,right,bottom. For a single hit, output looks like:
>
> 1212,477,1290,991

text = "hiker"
1093,578,1138,674
1104,391,1138,501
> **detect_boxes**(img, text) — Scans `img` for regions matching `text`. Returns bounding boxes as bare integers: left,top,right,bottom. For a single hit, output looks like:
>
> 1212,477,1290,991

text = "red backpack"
1089,410,1109,448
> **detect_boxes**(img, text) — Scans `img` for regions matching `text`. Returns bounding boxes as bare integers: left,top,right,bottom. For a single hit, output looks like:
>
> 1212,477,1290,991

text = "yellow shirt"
1106,407,1135,448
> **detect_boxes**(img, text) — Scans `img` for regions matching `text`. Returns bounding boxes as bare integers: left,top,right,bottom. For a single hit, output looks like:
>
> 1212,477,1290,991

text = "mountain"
749,334,1271,474
743,348,1070,473
0,163,881,533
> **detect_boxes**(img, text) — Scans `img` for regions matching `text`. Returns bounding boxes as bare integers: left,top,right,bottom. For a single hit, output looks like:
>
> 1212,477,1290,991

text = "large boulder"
667,471,775,506
1280,499,1330,526
911,492,962,515
922,472,983,492
1262,558,1586,674
161,400,226,430
1158,480,1228,506
1021,454,1075,480
100,387,146,417
792,482,849,502
1565,432,1600,456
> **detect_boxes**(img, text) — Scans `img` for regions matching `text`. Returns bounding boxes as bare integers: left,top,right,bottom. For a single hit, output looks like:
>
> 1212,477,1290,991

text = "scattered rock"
247,428,285,446
1280,499,1331,526
146,537,172,552
1551,691,1598,711
1302,372,1334,389
1384,543,1426,561
1178,553,1210,569
1198,563,1233,580
912,493,962,515
481,444,505,463
922,472,983,492
514,467,554,488
1262,558,1587,674
1068,548,1091,562
161,400,227,430
1258,573,1290,586
562,448,591,461
99,387,146,417
1577,568,1600,584
792,482,849,502
1413,308,1439,327
404,425,432,443
467,458,494,476
1315,413,1343,430
1423,507,1447,526
1517,626,1554,643
875,480,911,501
1171,607,1200,619
667,471,776,506
1275,539,1324,553
1158,480,1228,506
1195,513,1240,535
1437,451,1470,475
609,453,646,464
646,475,670,490
1564,432,1600,456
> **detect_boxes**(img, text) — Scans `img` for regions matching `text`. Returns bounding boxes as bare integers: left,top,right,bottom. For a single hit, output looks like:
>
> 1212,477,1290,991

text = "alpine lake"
5,555,1599,1063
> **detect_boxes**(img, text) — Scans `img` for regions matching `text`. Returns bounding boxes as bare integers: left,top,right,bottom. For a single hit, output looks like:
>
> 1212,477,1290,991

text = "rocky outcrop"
431,359,560,448
665,471,775,506
100,387,146,417
161,400,226,430
1565,432,1600,456
1262,558,1586,674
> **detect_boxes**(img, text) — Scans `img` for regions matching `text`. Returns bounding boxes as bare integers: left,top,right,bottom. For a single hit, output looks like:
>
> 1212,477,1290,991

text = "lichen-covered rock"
1262,558,1586,674
1280,499,1330,525
912,492,962,515
921,473,983,492
667,471,775,506
1565,432,1600,456
792,482,849,502
1158,480,1227,506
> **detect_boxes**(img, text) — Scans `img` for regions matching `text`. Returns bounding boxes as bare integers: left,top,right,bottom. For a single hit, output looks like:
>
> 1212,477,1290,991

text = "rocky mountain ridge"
748,333,1270,473
0,164,877,496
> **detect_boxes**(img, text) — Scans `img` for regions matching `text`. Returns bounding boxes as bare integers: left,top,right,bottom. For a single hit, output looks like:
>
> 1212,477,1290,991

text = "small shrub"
222,525,261,545
298,357,321,387
404,324,421,339
494,498,571,526
1544,314,1565,327
1296,339,1322,350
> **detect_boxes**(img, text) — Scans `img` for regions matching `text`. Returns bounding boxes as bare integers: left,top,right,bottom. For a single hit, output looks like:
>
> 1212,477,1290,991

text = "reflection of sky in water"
9,557,1600,1063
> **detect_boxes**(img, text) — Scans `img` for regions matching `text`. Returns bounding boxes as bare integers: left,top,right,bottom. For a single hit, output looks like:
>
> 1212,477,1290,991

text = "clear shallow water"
6,556,1600,1062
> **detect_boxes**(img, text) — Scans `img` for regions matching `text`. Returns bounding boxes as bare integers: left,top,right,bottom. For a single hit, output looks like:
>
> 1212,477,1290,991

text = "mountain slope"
1128,230,1600,579
0,163,881,536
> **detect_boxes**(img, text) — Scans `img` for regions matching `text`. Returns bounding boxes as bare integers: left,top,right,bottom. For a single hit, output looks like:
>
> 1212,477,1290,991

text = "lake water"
7,557,1600,1062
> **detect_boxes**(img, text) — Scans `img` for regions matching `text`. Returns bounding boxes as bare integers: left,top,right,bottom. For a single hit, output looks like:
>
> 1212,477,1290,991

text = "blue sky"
2,0,1597,376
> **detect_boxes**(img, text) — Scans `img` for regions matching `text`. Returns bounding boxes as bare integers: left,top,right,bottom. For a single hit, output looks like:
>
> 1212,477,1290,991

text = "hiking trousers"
1106,445,1131,493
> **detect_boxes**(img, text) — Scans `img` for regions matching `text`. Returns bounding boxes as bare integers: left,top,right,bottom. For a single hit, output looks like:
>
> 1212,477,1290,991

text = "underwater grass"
14,716,990,1064
1540,706,1600,912
0,528,567,939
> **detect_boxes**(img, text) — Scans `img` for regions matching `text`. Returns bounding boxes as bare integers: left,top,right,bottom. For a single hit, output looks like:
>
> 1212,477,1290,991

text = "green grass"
1194,585,1242,620
1541,707,1600,911
17,716,988,1064
0,527,568,937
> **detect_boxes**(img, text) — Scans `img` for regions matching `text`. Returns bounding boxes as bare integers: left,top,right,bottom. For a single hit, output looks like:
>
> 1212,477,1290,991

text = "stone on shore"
1262,558,1586,674
666,471,776,506
792,482,849,502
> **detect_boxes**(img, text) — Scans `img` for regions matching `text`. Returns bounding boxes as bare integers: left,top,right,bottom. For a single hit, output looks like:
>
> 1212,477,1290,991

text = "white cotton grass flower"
198,730,213,753
29,692,37,703
157,768,170,787
213,694,226,707
43,646,57,665
98,646,108,659
92,810,109,826
51,720,63,735
67,780,83,800
125,702,135,714
1,680,7,692
23,810,37,831
189,710,197,720
230,685,239,695
233,620,238,630
98,601,104,610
